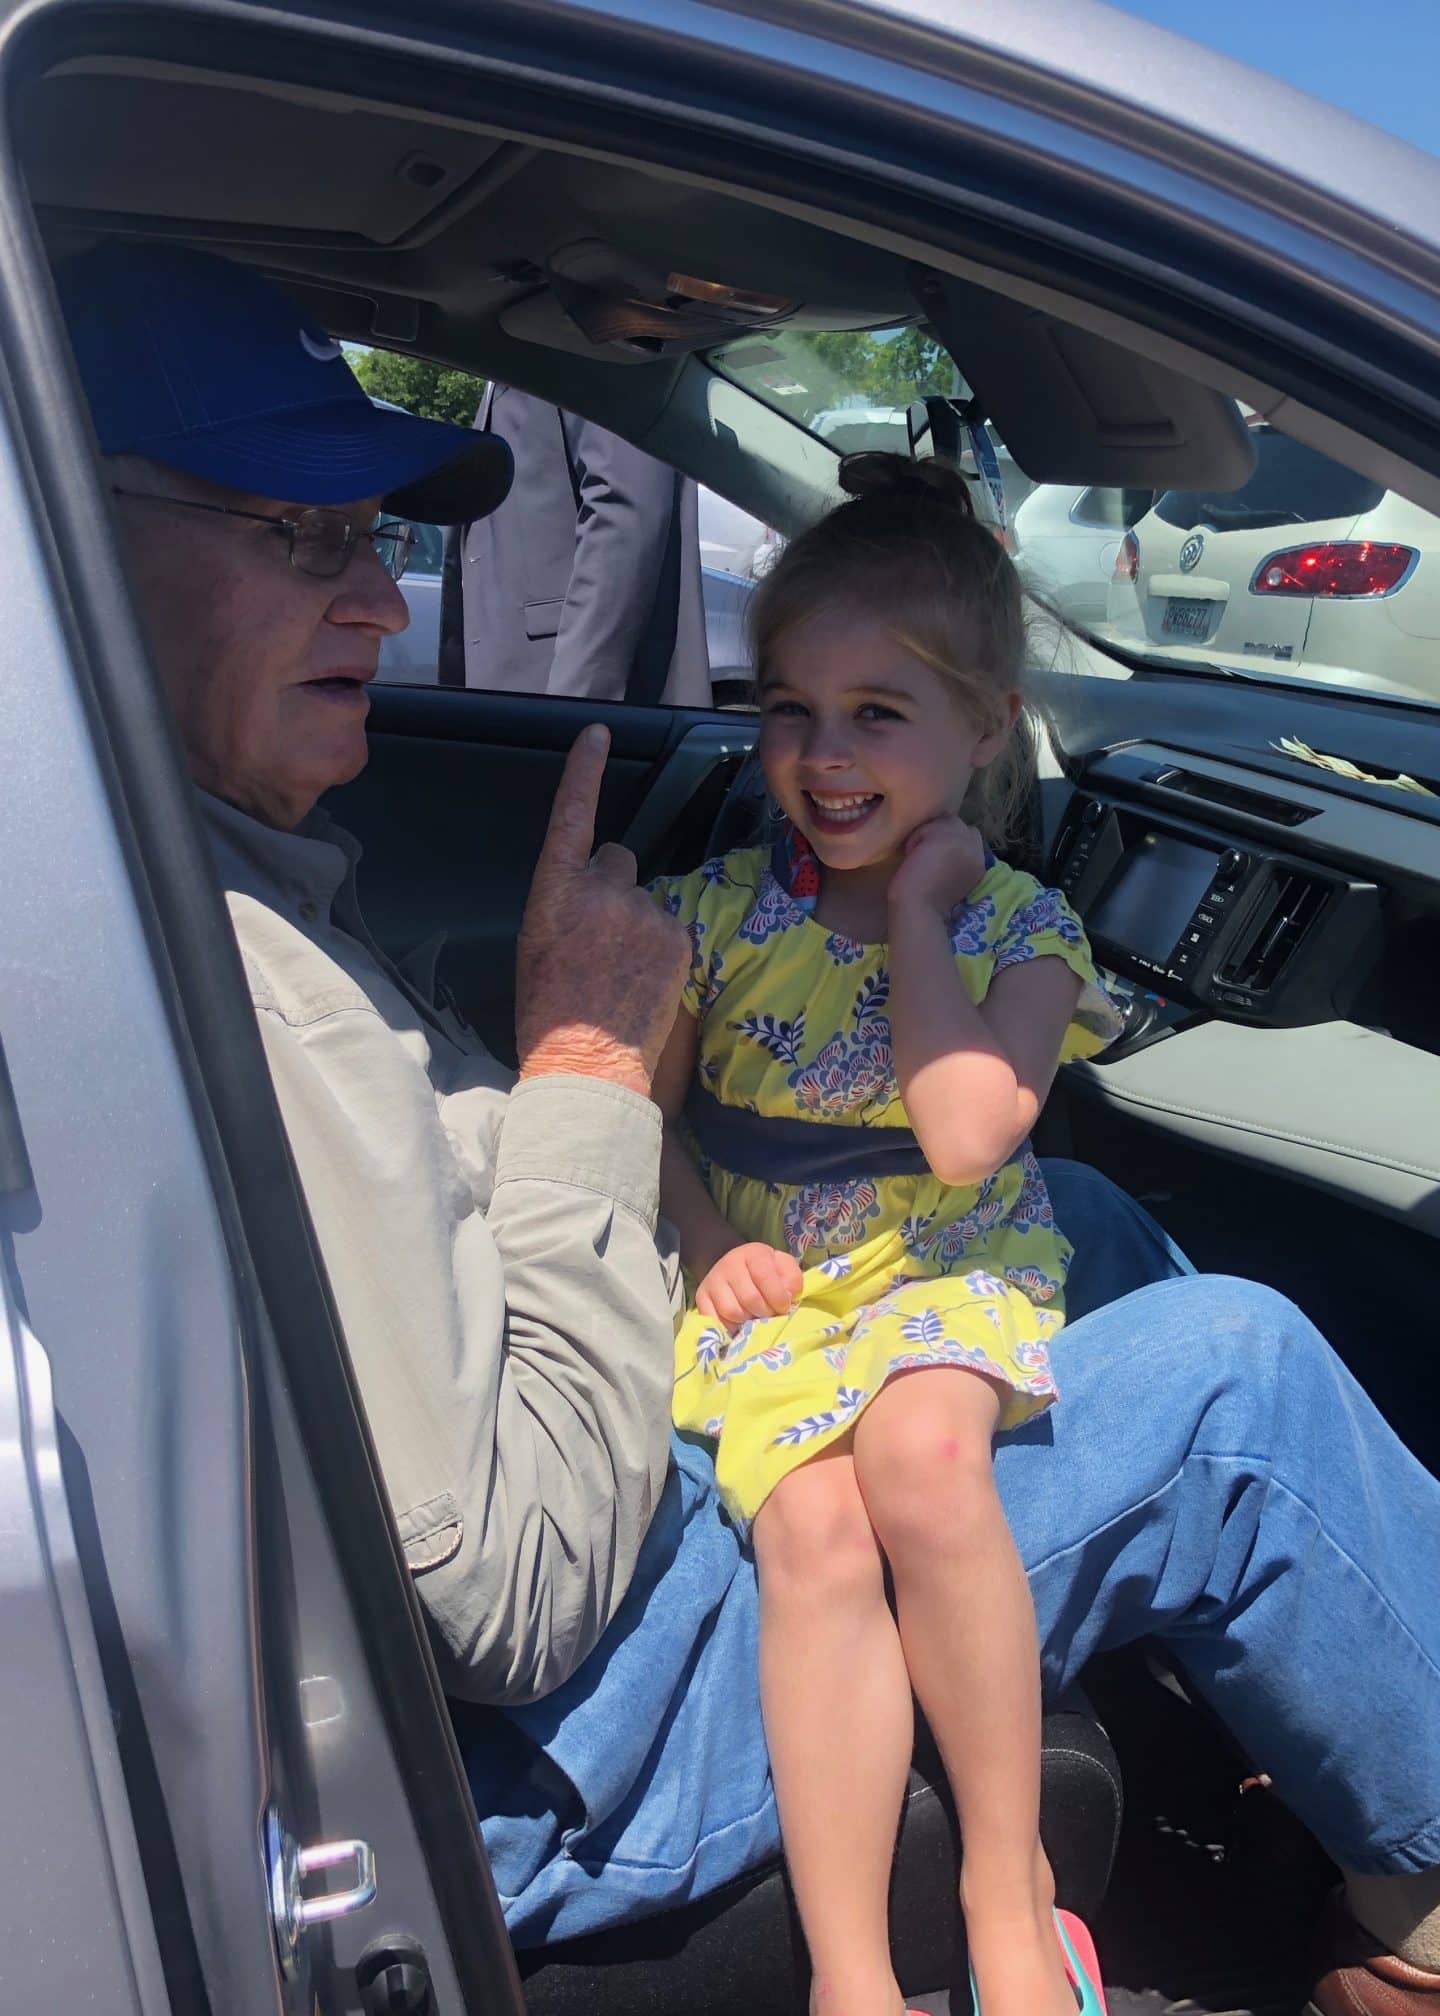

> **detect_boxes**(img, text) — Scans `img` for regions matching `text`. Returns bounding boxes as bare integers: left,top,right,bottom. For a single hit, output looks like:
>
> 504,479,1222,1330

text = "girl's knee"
856,1381,1000,1553
755,1460,883,1606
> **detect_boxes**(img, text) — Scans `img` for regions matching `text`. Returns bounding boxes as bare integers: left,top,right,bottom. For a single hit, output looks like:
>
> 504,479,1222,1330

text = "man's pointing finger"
531,723,611,892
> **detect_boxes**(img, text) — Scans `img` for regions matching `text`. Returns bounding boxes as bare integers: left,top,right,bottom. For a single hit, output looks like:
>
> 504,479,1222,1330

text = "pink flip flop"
1055,1908,1108,2016
963,1907,1109,2016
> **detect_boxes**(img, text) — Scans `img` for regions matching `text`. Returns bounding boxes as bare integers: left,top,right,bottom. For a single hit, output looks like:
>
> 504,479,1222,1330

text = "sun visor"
911,265,1256,491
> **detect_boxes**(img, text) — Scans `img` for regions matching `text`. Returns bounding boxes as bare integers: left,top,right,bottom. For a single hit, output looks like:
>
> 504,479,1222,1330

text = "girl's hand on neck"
886,815,989,924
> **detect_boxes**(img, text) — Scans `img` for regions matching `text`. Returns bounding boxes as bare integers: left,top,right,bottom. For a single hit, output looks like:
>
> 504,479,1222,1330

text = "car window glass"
375,384,770,707
404,519,445,576
1067,487,1154,532
1067,422,1440,708
377,344,1440,716
708,322,965,441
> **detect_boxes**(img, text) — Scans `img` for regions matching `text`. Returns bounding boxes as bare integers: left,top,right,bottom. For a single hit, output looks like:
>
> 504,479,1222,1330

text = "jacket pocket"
523,598,563,639
396,1489,464,1574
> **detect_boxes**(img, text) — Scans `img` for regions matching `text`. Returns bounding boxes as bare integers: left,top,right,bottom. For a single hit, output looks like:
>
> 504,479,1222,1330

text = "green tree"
348,347,486,426
873,327,955,403
787,326,958,411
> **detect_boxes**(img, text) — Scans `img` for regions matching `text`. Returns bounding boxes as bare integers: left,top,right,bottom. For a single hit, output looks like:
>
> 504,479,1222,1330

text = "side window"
377,513,447,687
407,520,446,575
363,352,771,706
1067,487,1154,532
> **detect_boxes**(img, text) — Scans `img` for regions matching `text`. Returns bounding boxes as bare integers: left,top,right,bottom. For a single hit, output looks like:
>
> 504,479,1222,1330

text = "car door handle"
623,720,754,867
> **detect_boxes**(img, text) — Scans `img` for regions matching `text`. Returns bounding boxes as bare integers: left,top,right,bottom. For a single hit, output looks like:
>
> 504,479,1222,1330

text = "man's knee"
1052,1272,1337,1476
1134,1272,1332,1427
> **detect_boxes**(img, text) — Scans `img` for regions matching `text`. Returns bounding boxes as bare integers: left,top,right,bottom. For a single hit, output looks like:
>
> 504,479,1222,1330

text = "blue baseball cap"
57,241,512,525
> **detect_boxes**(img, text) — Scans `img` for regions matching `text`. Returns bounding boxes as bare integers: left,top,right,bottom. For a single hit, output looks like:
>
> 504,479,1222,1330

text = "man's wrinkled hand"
695,1243,804,1331
516,724,690,1097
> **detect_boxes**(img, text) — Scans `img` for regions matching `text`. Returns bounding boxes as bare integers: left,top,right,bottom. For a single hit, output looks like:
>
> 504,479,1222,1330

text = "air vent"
1218,871,1329,994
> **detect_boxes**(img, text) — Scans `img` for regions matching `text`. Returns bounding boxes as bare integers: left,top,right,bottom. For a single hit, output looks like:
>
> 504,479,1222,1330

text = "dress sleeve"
648,859,721,1022
989,876,1125,1061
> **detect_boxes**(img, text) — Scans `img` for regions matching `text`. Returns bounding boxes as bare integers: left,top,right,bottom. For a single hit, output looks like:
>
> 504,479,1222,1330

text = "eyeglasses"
112,489,418,581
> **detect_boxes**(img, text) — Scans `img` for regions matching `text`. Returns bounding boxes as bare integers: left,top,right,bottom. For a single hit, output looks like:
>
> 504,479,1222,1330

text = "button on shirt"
200,791,676,1704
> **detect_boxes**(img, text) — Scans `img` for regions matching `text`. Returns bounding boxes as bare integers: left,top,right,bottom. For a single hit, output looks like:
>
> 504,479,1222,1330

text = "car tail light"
1250,541,1415,597
1113,529,1139,581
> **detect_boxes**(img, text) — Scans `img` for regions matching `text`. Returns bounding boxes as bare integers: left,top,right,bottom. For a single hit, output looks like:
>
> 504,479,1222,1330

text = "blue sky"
1112,0,1437,156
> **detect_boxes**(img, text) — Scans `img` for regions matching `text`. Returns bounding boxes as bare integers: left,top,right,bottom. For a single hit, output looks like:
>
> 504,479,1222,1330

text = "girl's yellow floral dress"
651,835,1122,1524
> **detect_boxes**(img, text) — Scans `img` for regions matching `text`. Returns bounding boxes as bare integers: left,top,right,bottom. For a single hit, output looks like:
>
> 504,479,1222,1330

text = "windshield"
713,324,1440,711
709,323,963,441
1092,422,1439,707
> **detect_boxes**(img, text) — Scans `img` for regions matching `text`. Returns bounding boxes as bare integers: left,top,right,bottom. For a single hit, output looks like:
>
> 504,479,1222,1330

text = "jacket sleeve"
438,521,467,686
256,1006,677,1705
547,414,679,701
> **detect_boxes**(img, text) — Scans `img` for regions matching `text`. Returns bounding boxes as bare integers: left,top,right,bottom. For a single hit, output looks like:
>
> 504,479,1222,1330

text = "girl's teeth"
810,792,877,824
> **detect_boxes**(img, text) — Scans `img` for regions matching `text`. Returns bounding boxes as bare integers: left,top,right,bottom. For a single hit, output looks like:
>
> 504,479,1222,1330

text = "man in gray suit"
441,384,711,706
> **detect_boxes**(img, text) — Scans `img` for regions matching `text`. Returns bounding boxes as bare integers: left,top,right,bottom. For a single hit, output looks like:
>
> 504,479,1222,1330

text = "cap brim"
132,399,513,526
385,428,514,526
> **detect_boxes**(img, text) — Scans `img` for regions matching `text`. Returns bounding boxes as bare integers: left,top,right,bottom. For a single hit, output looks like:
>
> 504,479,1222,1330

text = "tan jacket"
201,792,676,1705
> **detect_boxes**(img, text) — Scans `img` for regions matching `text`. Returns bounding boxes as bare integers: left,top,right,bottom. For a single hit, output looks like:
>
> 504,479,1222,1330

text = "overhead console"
1052,769,1383,1027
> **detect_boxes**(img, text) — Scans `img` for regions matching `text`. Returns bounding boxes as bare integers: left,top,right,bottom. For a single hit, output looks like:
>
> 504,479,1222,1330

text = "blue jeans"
466,1161,1440,1945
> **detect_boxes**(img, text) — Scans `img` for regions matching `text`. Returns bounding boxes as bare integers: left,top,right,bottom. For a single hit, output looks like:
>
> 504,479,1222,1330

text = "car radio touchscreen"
1086,832,1222,968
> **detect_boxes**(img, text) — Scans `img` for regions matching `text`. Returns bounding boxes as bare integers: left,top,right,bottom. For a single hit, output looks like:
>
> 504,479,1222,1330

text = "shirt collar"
197,788,358,923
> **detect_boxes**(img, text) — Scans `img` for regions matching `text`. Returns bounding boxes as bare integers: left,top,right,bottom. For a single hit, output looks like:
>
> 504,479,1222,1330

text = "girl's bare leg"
754,1449,915,2016
853,1370,1075,2016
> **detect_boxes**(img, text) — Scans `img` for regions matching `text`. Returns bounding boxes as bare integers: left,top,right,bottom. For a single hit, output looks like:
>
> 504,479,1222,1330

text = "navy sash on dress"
684,1084,930,1183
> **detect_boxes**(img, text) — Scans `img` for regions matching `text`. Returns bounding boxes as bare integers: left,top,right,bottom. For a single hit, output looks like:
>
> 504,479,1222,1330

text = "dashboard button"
1194,908,1219,931
1204,886,1232,908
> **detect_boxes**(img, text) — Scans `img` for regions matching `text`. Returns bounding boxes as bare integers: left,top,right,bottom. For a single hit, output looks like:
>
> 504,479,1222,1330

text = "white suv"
1102,425,1440,704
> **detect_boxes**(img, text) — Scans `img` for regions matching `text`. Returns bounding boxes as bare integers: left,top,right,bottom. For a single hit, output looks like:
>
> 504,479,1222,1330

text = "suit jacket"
441,385,711,705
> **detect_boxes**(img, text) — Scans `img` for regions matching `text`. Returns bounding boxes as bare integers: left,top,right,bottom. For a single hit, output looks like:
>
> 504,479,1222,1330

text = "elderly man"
59,241,1440,2016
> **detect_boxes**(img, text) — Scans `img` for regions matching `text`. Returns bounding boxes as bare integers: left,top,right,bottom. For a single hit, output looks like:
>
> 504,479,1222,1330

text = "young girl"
650,454,1121,2016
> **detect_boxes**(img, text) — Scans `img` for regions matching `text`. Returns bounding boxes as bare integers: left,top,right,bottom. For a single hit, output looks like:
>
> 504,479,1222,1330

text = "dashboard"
1051,760,1382,1029
1043,742,1440,1240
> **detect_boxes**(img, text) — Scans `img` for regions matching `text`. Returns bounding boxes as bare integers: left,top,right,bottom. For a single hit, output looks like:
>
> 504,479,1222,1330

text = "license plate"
1162,597,1213,639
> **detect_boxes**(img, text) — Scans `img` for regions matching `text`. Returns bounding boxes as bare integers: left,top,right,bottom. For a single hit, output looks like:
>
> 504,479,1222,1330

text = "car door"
0,154,525,2016
328,688,755,1055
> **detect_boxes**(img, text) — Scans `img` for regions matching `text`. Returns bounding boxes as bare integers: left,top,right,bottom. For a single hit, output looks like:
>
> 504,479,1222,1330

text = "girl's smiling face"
758,604,1017,874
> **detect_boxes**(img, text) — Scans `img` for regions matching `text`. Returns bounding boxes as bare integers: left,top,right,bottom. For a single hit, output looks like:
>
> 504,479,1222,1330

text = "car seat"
513,1706,1120,2015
